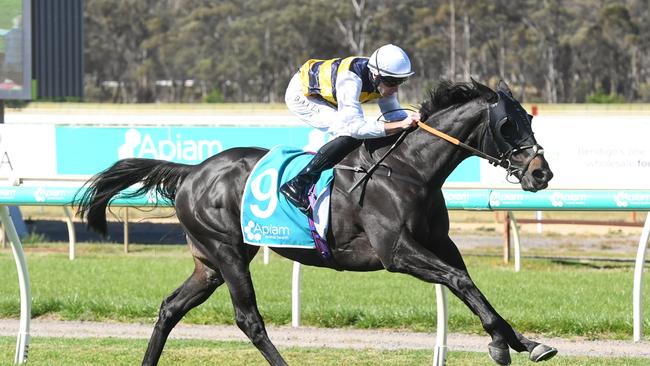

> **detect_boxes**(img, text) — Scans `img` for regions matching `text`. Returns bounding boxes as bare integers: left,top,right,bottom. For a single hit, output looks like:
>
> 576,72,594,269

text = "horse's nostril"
532,169,552,182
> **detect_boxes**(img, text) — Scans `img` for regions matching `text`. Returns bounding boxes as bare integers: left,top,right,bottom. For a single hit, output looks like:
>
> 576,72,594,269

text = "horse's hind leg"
142,256,223,366
223,268,287,366
194,234,288,366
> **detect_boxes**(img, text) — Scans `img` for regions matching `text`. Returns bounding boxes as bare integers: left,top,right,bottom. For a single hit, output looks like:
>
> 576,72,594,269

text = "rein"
416,120,544,184
416,121,503,166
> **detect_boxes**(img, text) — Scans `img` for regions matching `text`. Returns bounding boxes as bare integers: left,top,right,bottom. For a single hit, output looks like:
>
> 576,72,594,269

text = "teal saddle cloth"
240,145,333,248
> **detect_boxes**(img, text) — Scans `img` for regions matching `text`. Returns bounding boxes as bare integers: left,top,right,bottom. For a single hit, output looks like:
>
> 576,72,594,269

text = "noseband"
498,143,545,183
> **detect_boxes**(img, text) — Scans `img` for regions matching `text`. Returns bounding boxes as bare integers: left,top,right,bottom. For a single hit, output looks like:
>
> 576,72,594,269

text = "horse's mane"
365,79,494,153
419,80,490,122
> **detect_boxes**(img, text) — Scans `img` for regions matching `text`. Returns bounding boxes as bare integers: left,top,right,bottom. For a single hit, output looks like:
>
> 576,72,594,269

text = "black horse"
77,80,555,365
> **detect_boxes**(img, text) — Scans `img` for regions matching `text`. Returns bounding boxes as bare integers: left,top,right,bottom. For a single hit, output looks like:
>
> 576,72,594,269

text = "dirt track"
0,319,648,359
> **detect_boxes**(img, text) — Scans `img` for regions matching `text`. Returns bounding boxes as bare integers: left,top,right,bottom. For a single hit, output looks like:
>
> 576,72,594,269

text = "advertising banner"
1,114,649,190
477,115,650,189
0,124,56,180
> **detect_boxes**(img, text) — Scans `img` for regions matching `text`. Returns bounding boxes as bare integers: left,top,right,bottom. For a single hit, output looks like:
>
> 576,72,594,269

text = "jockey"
281,44,420,214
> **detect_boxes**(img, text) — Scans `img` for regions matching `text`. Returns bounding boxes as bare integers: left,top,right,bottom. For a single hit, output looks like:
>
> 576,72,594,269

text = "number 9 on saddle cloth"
240,145,334,249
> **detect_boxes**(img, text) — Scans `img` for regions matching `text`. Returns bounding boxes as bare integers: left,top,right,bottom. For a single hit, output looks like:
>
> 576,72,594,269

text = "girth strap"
335,164,421,186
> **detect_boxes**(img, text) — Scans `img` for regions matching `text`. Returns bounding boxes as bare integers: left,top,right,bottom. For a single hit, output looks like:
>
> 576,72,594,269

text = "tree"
82,0,650,103
599,4,639,98
85,0,157,102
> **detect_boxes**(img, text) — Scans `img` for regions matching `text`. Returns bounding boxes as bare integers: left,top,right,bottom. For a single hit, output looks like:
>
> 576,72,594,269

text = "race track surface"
0,319,648,358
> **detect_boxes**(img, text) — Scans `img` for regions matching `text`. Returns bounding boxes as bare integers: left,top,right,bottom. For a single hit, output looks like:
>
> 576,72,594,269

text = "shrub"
586,91,625,103
204,89,224,103
638,82,650,102
4,99,30,109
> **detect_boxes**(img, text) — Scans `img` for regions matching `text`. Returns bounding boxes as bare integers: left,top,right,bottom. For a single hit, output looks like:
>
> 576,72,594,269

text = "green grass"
0,0,22,53
0,336,647,366
0,0,21,29
0,244,648,340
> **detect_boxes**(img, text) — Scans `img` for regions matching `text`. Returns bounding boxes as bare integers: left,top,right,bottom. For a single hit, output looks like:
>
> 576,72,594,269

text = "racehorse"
77,79,556,365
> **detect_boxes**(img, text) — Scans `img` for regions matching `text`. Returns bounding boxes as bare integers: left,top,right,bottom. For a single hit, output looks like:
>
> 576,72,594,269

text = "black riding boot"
280,136,360,213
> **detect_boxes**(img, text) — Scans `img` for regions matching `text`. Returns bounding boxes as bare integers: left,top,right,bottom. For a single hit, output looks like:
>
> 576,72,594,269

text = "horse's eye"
500,119,517,139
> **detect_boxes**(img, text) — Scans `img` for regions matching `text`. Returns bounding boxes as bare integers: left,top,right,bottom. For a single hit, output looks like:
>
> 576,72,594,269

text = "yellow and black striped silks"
299,57,381,106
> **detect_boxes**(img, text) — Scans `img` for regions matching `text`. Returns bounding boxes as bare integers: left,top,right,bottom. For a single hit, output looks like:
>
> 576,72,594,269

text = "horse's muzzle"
520,156,553,192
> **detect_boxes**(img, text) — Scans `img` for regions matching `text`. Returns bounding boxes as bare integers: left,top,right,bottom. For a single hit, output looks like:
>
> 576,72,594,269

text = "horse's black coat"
77,80,555,365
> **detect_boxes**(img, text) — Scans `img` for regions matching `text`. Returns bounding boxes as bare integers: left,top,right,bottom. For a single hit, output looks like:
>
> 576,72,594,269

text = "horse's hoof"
488,344,511,365
529,344,558,362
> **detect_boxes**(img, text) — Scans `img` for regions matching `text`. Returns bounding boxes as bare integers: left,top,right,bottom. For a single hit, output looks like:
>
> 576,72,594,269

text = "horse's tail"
75,158,194,236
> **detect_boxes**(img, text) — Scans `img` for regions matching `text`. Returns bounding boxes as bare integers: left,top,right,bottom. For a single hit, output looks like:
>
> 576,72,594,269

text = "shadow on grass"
24,220,186,245
551,259,636,270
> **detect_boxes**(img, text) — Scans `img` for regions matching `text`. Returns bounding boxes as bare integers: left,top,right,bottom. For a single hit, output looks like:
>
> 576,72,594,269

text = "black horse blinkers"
483,89,544,182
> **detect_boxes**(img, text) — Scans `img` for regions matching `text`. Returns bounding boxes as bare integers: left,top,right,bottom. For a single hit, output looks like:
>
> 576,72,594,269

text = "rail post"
633,213,650,342
432,284,448,366
123,208,129,253
62,206,76,260
0,206,30,364
291,261,301,327
503,211,511,263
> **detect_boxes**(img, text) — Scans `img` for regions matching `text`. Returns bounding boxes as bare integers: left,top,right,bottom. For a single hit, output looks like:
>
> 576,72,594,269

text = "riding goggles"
379,75,408,87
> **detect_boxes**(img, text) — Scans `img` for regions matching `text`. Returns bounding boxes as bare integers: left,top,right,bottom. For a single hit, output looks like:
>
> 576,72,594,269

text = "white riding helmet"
368,44,415,79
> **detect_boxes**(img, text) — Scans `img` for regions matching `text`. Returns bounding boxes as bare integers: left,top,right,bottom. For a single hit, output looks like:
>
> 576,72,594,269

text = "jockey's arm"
377,94,419,135
335,72,417,138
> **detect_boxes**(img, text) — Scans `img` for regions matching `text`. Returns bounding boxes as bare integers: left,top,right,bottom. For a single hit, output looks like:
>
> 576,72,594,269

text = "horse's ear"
471,78,498,104
497,80,513,97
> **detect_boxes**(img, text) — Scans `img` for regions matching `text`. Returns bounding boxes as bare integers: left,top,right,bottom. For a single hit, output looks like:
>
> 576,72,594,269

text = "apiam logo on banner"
117,128,223,160
55,126,315,176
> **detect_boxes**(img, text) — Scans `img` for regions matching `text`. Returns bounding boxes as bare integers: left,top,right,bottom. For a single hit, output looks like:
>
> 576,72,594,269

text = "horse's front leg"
375,229,556,365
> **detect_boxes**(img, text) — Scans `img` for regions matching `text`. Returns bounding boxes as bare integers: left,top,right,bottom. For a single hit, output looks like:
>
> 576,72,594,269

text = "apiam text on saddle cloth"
240,145,333,248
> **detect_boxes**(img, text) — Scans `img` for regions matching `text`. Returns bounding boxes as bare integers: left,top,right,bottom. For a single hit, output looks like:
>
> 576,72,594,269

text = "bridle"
416,90,545,184
494,143,545,184
484,89,545,183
